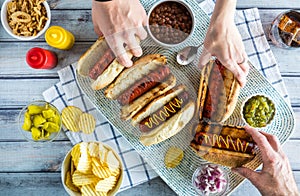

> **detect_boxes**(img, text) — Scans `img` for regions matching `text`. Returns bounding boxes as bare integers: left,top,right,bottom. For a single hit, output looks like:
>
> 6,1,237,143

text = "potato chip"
164,146,184,169
81,183,107,196
71,143,81,168
62,106,83,132
65,171,79,192
78,113,96,134
95,176,118,192
91,157,111,179
77,142,92,174
72,170,99,186
98,143,108,164
106,151,120,171
88,142,99,158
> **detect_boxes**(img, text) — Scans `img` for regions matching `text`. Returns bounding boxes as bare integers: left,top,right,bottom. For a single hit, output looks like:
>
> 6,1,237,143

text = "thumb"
198,47,211,69
232,167,260,186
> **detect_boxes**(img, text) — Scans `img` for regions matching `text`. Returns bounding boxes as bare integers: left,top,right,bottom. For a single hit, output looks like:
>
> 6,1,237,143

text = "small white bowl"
1,0,51,40
61,142,124,196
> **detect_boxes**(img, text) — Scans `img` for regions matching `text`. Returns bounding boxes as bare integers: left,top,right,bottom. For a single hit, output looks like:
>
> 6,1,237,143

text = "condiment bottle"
45,26,75,50
26,47,58,69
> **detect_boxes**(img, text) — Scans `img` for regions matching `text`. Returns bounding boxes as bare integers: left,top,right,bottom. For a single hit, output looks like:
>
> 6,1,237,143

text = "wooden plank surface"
0,0,299,195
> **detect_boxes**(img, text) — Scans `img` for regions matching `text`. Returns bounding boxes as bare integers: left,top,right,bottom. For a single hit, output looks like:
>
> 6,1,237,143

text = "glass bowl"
241,94,276,128
61,142,124,196
18,100,61,143
1,0,51,41
192,163,229,196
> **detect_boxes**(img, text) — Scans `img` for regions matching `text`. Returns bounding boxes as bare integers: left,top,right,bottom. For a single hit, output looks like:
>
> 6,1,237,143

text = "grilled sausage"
89,49,115,80
117,65,170,106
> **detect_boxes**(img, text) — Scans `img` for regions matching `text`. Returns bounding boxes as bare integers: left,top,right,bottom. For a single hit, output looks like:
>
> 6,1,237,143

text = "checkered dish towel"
43,0,290,192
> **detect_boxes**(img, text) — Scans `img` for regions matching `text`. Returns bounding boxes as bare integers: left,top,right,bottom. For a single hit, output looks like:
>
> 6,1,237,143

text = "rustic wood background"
0,0,299,195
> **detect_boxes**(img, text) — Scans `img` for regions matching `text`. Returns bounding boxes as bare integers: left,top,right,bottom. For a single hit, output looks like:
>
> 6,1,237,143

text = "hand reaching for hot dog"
198,0,249,87
92,0,148,67
232,126,300,196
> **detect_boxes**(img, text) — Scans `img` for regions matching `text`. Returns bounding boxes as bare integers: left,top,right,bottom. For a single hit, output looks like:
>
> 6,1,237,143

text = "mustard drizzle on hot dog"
203,133,250,153
144,98,183,129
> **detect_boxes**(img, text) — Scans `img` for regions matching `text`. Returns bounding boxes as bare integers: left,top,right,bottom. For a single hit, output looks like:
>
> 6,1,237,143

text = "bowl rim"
146,0,195,48
1,0,51,41
18,100,61,143
240,93,276,128
191,163,229,196
61,141,124,196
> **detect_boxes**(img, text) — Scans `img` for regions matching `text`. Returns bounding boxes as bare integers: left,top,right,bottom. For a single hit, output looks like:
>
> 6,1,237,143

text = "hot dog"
197,59,241,122
132,85,195,146
190,121,257,167
77,37,133,90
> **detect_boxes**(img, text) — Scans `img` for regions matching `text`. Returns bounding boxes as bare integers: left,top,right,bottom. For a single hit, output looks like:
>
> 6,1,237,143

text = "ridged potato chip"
88,142,99,158
78,113,96,134
62,106,82,132
95,176,118,192
81,183,107,196
72,170,99,186
65,171,79,192
164,146,184,168
92,157,111,179
77,142,92,174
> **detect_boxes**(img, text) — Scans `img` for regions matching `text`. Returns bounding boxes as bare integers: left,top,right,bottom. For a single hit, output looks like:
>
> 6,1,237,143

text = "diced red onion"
193,164,227,195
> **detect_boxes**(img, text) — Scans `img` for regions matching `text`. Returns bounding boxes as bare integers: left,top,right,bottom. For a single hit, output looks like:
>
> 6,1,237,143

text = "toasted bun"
91,52,133,90
198,60,241,122
140,101,195,146
131,84,186,127
77,37,108,76
190,121,257,167
104,54,167,100
120,74,176,121
190,145,255,168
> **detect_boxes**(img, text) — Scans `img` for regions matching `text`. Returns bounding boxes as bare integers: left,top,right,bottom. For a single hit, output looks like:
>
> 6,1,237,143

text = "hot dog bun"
133,85,195,146
190,121,257,167
198,59,241,122
104,54,167,100
77,37,133,90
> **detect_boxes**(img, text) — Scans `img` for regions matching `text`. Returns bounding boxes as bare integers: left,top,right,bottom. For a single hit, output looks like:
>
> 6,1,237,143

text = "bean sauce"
149,1,193,44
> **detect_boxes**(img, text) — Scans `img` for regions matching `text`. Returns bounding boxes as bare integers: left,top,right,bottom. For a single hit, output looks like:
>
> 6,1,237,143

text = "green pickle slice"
22,102,61,141
243,95,275,127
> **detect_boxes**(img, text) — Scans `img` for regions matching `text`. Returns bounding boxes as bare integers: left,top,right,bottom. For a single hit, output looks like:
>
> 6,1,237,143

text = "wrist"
211,0,236,22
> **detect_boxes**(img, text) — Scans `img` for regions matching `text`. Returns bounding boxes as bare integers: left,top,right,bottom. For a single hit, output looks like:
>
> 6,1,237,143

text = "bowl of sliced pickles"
18,100,61,142
241,94,276,128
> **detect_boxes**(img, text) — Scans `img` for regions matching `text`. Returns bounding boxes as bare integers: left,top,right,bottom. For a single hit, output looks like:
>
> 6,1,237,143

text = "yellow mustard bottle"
45,26,75,50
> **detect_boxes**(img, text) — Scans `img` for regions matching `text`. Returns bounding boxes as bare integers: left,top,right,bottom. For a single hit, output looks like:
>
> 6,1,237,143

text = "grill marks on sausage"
203,62,227,120
89,49,115,80
117,65,170,106
138,91,189,133
194,132,256,154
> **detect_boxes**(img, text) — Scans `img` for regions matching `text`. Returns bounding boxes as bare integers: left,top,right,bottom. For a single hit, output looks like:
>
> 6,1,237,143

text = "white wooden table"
0,0,299,195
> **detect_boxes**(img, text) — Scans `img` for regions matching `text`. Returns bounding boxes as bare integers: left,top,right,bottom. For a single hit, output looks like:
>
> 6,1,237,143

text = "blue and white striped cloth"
43,0,289,193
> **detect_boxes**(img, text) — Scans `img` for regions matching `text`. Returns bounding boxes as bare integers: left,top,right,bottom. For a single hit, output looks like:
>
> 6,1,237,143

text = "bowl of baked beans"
147,0,195,47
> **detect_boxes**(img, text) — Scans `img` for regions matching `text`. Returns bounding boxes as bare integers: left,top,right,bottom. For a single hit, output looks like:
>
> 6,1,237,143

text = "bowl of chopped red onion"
192,163,229,196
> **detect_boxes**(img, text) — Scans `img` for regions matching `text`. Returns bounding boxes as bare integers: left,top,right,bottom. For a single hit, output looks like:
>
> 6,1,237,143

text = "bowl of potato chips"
18,100,61,143
1,0,51,40
61,142,124,196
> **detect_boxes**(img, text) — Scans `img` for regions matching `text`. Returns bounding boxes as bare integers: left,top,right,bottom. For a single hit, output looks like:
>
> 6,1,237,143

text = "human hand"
92,0,148,67
232,126,299,196
198,0,249,87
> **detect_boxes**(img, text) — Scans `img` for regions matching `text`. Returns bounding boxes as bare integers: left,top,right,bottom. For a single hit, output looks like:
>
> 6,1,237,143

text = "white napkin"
43,0,290,193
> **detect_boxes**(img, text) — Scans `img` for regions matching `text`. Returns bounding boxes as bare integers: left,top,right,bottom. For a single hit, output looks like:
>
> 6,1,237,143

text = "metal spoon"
176,43,203,65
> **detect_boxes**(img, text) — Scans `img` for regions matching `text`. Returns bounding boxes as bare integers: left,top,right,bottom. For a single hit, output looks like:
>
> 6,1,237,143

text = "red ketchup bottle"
26,47,58,69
